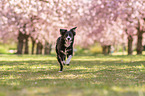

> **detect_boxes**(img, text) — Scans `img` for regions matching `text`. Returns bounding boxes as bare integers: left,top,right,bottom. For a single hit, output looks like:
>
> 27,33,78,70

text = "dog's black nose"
67,38,70,40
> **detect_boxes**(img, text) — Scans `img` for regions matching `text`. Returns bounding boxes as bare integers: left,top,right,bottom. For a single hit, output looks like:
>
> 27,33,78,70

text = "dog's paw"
58,71,63,72
62,61,66,65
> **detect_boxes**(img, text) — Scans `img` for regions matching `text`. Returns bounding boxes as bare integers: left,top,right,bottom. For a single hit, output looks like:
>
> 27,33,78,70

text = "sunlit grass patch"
0,54,145,96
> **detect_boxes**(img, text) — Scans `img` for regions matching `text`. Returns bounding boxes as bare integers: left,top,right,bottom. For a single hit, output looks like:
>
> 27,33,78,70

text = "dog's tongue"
66,40,71,45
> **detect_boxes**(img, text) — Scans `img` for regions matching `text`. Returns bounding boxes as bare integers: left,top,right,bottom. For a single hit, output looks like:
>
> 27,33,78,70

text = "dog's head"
60,27,77,47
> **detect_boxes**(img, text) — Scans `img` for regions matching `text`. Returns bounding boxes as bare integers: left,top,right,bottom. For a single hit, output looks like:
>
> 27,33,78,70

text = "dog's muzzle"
65,40,72,45
65,40,72,47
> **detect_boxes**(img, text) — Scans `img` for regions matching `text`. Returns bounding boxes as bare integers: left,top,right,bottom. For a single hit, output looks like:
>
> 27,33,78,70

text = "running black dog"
56,27,77,72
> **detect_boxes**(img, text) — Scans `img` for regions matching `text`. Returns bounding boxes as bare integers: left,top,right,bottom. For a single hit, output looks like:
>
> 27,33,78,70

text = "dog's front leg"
57,55,64,72
62,55,66,65
65,55,72,66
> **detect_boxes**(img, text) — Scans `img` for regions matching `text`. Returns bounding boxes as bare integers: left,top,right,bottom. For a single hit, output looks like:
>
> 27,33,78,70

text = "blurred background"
0,0,145,55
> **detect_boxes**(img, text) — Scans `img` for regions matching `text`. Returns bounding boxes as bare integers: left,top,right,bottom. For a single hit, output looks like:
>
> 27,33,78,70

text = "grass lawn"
0,54,145,96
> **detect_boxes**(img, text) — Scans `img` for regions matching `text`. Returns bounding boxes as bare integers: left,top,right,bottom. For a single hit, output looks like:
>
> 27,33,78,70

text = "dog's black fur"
56,27,77,72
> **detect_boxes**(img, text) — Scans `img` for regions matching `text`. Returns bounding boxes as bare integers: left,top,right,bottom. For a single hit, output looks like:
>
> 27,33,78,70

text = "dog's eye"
69,33,72,37
66,34,68,37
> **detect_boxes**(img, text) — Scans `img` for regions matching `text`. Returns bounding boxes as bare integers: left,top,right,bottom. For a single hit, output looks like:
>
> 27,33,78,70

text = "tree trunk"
31,37,36,54
137,30,143,55
102,46,107,55
36,42,43,54
122,43,126,55
17,31,24,54
24,35,29,54
107,45,111,54
128,35,133,55
44,42,52,55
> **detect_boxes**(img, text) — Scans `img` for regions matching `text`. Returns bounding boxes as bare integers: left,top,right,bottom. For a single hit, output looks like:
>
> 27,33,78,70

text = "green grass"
0,54,145,96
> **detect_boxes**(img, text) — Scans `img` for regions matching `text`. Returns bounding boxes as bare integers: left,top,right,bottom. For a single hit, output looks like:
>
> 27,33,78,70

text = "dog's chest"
60,48,72,55
64,43,70,48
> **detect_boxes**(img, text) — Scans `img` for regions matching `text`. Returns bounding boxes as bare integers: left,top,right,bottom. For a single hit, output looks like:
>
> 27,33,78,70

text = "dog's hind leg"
66,55,72,66
66,49,73,66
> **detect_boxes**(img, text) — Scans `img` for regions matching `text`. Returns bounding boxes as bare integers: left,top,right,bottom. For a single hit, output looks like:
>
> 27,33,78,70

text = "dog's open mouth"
66,40,72,45
65,40,72,47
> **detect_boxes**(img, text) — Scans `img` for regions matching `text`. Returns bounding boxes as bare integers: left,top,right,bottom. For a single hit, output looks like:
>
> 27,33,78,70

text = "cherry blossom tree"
82,0,145,55
1,0,144,55
117,0,145,55
79,0,125,54
0,0,88,54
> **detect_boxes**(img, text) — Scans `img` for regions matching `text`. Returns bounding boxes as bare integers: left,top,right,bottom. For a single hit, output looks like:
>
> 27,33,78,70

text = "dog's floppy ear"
70,27,77,36
60,29,67,36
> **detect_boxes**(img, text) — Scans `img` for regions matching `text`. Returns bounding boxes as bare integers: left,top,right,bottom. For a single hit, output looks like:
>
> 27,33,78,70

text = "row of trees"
82,0,145,55
0,0,87,54
0,0,145,55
